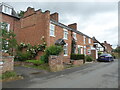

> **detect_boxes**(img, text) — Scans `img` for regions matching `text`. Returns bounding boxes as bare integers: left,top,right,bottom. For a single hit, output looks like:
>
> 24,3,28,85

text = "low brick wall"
0,56,14,74
71,60,84,66
49,55,64,72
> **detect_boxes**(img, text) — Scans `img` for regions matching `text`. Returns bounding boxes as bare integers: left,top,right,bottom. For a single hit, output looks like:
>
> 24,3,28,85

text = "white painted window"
63,43,68,56
83,36,86,44
0,22,10,32
88,49,91,54
73,32,77,40
84,46,86,55
2,5,12,15
50,23,55,37
89,38,91,44
63,29,68,40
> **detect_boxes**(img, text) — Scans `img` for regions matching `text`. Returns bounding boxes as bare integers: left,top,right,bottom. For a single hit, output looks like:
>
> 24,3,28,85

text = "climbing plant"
0,22,17,56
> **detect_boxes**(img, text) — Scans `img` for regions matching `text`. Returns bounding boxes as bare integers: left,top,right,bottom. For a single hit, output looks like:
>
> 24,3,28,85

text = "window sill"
64,54,68,56
63,38,68,40
50,35,55,37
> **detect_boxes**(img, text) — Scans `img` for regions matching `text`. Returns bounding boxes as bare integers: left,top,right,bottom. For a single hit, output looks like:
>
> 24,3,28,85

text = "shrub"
85,55,93,62
70,54,85,60
15,51,31,61
45,45,63,55
40,45,63,63
40,54,49,63
25,60,44,65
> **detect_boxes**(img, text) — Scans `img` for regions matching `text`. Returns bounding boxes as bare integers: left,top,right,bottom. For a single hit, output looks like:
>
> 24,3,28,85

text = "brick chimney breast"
68,23,77,30
50,12,59,22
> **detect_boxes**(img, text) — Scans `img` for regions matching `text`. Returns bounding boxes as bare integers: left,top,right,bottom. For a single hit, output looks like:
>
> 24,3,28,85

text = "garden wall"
0,52,14,74
71,60,84,66
49,55,64,72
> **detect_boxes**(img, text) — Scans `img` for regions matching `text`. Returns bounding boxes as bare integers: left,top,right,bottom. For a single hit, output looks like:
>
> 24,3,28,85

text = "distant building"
102,41,113,53
92,37,105,52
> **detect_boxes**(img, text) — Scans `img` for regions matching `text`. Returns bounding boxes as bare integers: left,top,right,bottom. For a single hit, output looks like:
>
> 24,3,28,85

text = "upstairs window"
73,32,77,40
83,36,86,44
88,38,91,44
2,5,12,15
63,29,68,40
50,23,55,37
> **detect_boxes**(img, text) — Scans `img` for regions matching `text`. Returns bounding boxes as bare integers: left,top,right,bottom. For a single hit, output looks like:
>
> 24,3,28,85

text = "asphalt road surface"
3,59,118,88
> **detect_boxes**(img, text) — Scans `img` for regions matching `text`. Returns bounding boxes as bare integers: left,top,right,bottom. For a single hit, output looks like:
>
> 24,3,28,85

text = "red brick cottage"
1,3,99,63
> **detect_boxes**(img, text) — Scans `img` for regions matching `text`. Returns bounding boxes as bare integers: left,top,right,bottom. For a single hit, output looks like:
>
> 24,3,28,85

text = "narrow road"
3,59,118,88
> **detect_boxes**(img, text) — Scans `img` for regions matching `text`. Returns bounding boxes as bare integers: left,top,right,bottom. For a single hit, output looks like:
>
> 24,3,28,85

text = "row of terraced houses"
0,3,113,63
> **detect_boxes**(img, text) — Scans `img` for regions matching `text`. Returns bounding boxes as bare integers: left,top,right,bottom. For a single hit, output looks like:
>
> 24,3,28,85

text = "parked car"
97,53,114,62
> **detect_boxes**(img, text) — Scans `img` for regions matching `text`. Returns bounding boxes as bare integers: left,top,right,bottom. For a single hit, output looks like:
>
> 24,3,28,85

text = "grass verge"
23,63,51,72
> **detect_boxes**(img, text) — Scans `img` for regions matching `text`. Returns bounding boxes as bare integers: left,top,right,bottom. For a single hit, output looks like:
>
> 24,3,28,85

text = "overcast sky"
6,1,118,48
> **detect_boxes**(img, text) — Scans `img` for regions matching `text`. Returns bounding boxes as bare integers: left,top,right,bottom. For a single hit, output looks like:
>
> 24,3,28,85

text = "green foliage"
1,27,17,56
15,37,47,61
40,45,63,63
15,51,31,61
70,54,85,60
40,54,49,63
45,45,63,55
71,39,76,54
0,71,17,79
24,64,50,71
113,46,120,53
17,10,25,18
85,55,93,62
98,51,102,56
25,60,44,65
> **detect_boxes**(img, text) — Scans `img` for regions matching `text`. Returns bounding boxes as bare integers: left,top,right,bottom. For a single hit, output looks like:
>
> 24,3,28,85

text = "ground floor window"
64,43,68,56
84,46,86,55
88,49,91,54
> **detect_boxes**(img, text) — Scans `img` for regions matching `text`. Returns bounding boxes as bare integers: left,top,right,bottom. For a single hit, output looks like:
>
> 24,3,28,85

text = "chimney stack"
50,12,59,22
104,41,107,43
68,23,77,30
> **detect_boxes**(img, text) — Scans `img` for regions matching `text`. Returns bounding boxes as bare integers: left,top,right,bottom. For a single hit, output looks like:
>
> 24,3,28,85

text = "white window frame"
73,32,77,40
63,29,68,40
2,5,12,15
83,36,86,44
0,22,10,32
88,49,91,54
88,38,91,44
50,23,55,37
84,46,86,55
64,43,68,56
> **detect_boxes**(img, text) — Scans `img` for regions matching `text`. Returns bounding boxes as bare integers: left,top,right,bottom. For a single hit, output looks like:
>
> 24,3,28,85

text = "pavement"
14,66,48,78
2,59,119,88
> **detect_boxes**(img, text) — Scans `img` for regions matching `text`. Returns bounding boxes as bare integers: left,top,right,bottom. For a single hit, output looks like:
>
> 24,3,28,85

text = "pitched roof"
92,37,105,48
50,19,92,39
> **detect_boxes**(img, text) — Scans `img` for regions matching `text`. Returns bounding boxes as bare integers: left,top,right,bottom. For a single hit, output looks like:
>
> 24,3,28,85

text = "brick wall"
71,60,84,66
18,8,50,46
0,52,14,74
49,55,64,72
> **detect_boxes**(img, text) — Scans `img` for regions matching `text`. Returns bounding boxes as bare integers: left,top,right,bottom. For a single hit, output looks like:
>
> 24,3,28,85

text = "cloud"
7,2,118,48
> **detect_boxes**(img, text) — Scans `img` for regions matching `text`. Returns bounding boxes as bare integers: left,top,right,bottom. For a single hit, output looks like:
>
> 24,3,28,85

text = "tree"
17,10,25,18
113,46,120,53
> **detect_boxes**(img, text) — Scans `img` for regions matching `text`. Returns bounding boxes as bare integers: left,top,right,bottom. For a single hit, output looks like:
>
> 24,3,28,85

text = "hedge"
70,54,85,60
